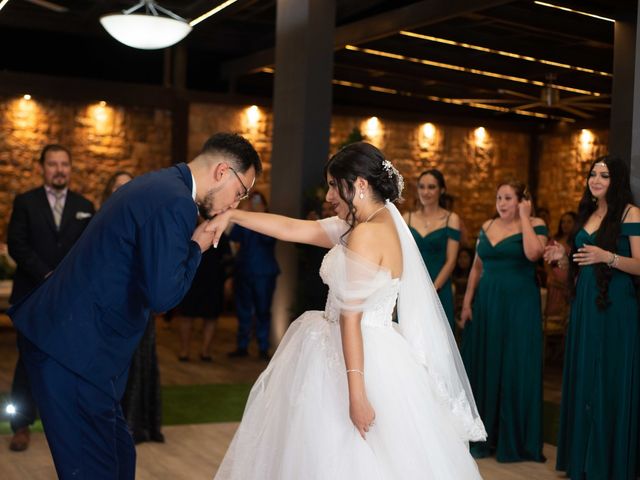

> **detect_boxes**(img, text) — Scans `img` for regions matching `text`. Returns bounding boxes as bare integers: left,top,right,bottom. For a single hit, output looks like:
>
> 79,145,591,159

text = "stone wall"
537,128,608,235
189,103,273,200
0,94,607,246
331,115,531,242
0,95,172,239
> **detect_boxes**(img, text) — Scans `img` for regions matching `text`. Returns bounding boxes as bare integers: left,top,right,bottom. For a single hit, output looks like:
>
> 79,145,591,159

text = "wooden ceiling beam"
221,0,515,78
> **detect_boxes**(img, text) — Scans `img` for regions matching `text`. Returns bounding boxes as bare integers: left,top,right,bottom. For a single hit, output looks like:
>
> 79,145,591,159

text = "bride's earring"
359,189,365,200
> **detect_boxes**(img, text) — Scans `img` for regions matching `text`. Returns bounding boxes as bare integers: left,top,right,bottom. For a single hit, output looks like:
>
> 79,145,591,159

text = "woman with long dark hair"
209,142,485,479
459,179,548,462
403,169,460,330
544,156,640,479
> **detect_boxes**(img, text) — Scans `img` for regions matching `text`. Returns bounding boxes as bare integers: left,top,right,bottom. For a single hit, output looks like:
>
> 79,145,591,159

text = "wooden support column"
168,44,189,166
269,0,336,342
609,3,640,200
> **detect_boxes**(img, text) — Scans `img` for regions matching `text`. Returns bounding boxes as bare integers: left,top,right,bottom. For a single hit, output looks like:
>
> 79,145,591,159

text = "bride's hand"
191,220,215,252
349,395,376,440
204,210,232,247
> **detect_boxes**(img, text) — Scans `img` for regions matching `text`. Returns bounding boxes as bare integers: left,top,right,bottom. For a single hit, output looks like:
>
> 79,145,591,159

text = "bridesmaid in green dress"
544,156,640,480
460,179,548,462
402,169,460,330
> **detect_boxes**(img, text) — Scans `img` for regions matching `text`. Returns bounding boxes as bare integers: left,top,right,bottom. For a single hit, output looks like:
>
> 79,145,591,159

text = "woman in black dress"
177,228,232,361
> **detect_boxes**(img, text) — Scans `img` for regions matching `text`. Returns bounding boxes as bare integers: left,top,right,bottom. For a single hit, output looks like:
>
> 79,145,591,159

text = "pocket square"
76,212,92,220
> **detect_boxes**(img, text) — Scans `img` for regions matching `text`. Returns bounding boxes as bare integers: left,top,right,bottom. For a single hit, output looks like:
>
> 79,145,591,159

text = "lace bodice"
320,246,399,327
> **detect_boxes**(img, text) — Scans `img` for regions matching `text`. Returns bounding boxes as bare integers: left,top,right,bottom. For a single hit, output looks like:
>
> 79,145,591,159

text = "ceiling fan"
23,0,68,13
455,74,610,120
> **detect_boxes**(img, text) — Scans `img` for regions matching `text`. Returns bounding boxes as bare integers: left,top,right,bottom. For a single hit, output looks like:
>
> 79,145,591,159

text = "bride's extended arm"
206,209,333,248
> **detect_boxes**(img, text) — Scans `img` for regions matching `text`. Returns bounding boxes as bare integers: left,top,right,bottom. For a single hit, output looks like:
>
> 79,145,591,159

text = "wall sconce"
11,94,39,130
88,101,114,134
579,129,594,152
363,116,383,146
246,105,261,127
474,127,487,145
421,122,436,141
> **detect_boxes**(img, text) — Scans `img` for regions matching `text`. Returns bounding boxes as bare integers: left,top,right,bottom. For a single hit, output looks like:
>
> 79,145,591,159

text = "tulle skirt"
214,311,482,479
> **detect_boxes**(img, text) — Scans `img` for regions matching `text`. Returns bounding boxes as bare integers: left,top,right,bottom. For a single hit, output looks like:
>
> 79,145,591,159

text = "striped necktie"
52,192,64,230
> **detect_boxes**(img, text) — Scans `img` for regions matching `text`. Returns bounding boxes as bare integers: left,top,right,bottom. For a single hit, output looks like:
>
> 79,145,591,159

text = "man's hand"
191,220,216,252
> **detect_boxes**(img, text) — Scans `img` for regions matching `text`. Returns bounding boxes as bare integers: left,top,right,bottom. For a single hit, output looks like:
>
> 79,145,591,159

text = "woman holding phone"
459,179,548,462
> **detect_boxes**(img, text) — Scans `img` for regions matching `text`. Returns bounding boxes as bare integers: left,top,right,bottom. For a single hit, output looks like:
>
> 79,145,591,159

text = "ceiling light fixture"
100,0,192,50
399,31,611,78
533,1,614,22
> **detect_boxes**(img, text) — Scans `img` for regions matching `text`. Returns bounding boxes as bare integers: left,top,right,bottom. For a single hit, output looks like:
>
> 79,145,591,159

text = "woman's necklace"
420,208,444,228
364,205,386,223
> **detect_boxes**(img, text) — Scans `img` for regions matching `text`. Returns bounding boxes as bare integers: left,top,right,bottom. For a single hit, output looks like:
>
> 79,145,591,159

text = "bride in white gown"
208,142,486,479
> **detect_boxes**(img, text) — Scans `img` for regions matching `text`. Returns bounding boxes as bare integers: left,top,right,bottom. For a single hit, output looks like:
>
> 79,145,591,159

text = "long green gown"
461,224,547,462
409,221,460,330
556,223,640,480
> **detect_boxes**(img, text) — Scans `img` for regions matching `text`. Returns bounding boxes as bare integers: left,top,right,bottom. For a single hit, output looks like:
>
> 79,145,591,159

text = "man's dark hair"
39,144,71,165
200,133,262,176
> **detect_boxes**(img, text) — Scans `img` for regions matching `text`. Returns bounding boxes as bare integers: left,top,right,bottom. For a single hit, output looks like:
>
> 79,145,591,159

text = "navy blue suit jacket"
9,163,201,399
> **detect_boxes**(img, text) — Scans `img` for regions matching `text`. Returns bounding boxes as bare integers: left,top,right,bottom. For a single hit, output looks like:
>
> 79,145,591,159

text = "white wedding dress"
214,203,485,479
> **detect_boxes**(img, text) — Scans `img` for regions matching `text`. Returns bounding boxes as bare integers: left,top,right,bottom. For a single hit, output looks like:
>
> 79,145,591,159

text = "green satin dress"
409,216,460,330
556,223,640,480
462,224,547,462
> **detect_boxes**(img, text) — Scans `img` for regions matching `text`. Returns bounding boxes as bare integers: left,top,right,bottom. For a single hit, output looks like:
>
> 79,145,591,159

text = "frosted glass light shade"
100,14,192,50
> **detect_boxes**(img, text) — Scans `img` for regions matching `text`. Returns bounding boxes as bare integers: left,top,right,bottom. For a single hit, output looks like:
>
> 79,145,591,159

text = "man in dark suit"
7,144,95,452
8,133,261,479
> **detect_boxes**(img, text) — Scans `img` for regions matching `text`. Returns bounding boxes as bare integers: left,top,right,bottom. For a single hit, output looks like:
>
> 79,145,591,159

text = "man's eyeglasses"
228,166,250,201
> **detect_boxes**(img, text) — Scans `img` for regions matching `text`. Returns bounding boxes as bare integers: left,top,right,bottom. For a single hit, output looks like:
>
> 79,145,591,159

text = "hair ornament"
382,159,404,197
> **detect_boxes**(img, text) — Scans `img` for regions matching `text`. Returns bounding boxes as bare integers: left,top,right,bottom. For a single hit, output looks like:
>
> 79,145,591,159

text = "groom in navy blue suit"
8,133,261,479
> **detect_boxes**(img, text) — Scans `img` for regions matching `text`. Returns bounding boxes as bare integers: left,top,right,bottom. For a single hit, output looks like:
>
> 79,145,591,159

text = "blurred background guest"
228,191,279,360
176,225,232,362
460,179,547,462
6,144,94,451
544,211,576,319
101,171,134,206
403,169,460,330
295,200,333,315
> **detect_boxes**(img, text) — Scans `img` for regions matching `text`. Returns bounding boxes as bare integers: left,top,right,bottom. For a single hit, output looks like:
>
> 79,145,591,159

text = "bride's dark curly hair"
569,155,633,309
324,142,402,233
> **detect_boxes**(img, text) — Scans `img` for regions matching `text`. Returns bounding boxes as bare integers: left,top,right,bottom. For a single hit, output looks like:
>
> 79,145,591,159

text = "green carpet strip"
1,386,560,446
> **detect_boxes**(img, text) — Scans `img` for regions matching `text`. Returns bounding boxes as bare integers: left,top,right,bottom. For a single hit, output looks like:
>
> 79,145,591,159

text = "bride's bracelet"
346,369,364,376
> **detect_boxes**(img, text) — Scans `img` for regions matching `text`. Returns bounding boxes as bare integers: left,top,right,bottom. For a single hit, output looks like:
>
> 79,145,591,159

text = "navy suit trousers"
19,335,135,480
234,274,277,352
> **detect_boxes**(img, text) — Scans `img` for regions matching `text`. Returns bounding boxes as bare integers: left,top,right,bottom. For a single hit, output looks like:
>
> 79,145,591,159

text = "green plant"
340,127,364,149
